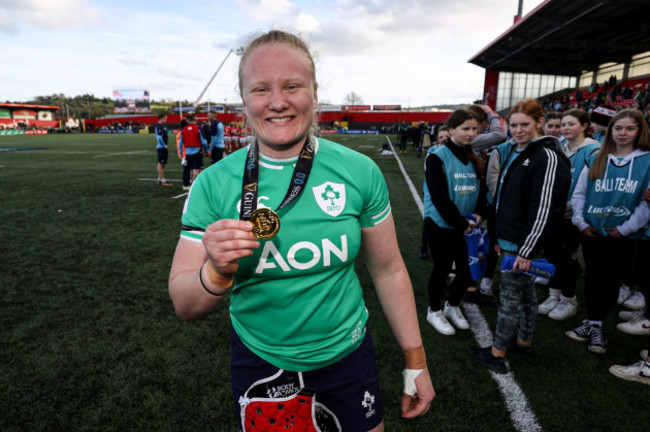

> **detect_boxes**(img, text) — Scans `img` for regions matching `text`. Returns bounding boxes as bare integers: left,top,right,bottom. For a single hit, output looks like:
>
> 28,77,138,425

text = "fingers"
513,256,531,272
401,369,435,418
203,219,260,271
401,393,432,418
401,394,418,418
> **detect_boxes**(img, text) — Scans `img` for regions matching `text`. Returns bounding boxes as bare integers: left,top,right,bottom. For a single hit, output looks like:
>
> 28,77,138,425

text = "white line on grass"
463,304,543,432
95,150,150,158
384,135,543,432
137,178,182,182
383,137,424,216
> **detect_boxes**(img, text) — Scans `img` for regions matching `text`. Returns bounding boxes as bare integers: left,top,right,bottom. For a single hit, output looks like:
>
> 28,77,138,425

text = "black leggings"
544,218,581,298
582,236,634,321
483,212,498,279
633,239,650,320
399,133,408,151
425,218,472,311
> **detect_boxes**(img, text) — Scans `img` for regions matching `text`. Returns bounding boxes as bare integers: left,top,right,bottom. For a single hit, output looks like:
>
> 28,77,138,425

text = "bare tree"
344,91,364,105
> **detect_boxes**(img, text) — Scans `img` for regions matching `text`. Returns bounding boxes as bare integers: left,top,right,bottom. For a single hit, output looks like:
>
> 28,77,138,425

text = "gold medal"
249,208,281,239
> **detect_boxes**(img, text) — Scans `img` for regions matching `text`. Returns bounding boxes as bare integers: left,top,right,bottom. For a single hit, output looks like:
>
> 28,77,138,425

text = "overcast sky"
0,0,545,107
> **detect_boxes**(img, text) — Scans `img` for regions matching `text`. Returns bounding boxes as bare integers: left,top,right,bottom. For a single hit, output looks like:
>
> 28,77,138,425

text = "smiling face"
543,118,561,137
611,117,639,150
449,119,478,146
240,42,318,157
509,112,542,145
561,115,588,141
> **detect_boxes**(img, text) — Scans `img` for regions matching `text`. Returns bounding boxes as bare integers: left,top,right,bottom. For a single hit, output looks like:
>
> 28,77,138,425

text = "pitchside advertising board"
0,129,47,135
372,105,402,111
113,89,150,114
171,106,197,114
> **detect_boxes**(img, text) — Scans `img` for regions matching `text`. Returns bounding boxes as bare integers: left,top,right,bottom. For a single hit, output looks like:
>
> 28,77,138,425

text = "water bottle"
500,256,555,279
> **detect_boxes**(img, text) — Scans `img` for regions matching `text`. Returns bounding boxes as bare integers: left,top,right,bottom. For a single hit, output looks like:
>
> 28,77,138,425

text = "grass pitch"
0,133,647,431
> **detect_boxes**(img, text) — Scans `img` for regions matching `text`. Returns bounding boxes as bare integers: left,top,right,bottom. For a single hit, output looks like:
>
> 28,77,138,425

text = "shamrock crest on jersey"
313,182,346,217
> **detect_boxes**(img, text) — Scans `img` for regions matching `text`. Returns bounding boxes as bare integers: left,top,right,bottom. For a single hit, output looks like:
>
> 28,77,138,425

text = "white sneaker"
538,289,561,315
427,307,455,335
479,278,493,296
616,316,650,335
548,296,577,320
534,276,549,286
619,309,644,321
623,291,646,310
609,361,650,385
618,284,632,304
444,302,470,329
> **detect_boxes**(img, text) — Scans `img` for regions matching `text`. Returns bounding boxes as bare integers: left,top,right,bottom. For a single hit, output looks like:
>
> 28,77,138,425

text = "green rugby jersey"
181,137,391,371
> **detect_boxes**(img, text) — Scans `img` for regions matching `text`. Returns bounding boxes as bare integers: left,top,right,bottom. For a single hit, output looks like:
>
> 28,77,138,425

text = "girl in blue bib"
567,109,650,354
423,109,487,336
538,109,600,321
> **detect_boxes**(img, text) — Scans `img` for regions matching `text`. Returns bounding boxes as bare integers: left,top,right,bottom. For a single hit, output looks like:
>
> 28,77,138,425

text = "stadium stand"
469,0,650,115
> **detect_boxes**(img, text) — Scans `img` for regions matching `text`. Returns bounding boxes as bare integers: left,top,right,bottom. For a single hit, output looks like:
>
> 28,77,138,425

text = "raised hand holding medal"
249,208,280,239
240,136,315,239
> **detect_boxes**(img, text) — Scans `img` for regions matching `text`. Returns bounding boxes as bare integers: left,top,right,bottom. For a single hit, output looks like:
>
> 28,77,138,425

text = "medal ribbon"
240,137,315,221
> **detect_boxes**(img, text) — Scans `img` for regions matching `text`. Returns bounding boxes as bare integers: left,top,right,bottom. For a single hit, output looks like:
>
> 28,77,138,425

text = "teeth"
269,117,291,123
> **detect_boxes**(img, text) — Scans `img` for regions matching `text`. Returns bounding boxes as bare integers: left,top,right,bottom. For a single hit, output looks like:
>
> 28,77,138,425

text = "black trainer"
508,339,534,362
463,290,494,307
468,346,508,374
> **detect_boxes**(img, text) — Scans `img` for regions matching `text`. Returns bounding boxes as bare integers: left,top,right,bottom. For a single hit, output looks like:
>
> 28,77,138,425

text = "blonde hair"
238,30,319,133
588,109,650,180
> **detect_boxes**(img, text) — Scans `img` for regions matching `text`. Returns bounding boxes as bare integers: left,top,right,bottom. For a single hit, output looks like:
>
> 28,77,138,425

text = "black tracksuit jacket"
493,136,571,259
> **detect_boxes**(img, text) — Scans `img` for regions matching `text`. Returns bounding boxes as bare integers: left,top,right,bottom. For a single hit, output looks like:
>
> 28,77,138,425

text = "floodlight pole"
194,47,243,109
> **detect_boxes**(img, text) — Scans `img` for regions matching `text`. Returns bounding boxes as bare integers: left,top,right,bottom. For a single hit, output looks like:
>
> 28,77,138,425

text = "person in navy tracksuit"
155,113,172,186
207,111,225,164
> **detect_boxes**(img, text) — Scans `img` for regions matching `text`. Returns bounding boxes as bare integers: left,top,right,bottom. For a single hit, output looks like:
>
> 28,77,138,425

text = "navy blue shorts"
230,328,383,431
157,148,168,164
186,153,203,170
